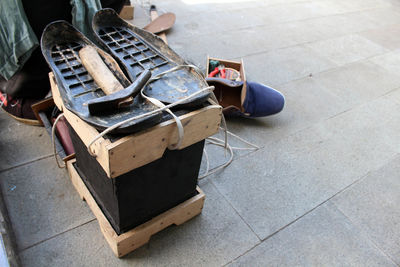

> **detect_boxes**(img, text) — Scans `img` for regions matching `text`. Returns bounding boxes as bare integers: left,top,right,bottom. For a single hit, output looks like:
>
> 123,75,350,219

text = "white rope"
149,64,205,82
87,64,213,156
198,122,260,180
87,86,213,156
52,113,66,168
143,64,206,149
140,93,184,149
84,63,259,179
198,136,234,179
201,147,210,177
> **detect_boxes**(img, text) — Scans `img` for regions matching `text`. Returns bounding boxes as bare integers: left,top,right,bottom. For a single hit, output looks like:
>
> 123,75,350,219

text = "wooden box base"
66,159,205,257
69,123,204,234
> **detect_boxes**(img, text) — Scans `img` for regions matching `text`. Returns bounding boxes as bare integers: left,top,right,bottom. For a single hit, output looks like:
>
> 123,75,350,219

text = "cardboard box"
119,4,134,20
206,56,247,113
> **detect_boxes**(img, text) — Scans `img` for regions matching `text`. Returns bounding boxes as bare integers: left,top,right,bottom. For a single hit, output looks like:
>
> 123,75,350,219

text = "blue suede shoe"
206,78,285,117
242,81,285,117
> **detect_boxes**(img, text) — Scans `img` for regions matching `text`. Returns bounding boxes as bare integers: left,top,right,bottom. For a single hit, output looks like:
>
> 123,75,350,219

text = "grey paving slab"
237,0,390,27
369,50,400,75
317,0,392,13
0,157,94,251
360,24,400,51
248,22,328,53
0,112,53,171
199,130,260,179
312,61,400,107
167,17,340,67
210,90,400,239
168,9,394,68
152,0,319,21
323,88,400,152
331,155,400,264
150,0,263,20
384,0,400,8
385,84,400,105
20,182,260,267
241,1,338,25
225,76,348,146
157,0,400,64
230,202,397,267
167,25,282,67
248,11,384,51
298,12,380,40
242,45,338,86
358,8,400,29
306,34,388,66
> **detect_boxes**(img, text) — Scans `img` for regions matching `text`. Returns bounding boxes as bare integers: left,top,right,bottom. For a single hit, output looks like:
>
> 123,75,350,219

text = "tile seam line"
208,180,262,241
0,154,54,174
182,6,394,40
222,163,392,265
174,4,387,28
316,84,400,123
260,162,397,242
330,200,399,265
226,37,396,88
18,218,97,253
221,241,264,267
164,0,312,19
218,14,400,66
229,84,400,156
225,51,399,116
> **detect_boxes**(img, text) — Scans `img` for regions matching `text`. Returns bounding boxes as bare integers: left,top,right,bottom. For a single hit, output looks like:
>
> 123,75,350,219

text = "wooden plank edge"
66,159,119,255
66,159,205,258
31,97,55,125
116,188,205,257
108,104,221,148
119,5,134,20
52,70,221,178
107,105,222,177
49,73,63,111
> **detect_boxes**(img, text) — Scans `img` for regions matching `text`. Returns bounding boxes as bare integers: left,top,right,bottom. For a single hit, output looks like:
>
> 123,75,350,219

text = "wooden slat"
61,106,112,176
31,97,55,125
119,5,134,20
49,73,63,111
107,104,221,177
50,71,221,178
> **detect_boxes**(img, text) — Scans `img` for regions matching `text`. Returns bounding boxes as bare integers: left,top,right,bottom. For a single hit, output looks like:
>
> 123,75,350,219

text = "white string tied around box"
52,113,66,168
87,64,214,156
52,64,260,177
198,127,260,179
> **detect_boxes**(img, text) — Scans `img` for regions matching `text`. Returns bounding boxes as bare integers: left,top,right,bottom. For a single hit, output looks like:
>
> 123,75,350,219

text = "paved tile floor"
1,0,400,266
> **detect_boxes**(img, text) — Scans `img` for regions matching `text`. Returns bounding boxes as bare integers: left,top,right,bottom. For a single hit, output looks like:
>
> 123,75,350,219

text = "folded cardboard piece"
206,56,285,118
206,56,249,116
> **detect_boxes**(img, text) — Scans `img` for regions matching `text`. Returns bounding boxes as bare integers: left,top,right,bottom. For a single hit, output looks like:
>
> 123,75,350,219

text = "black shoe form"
92,8,210,107
41,21,162,134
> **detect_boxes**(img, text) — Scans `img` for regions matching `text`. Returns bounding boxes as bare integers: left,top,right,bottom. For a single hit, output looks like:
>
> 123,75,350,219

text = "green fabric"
70,0,102,41
0,0,102,80
0,0,39,80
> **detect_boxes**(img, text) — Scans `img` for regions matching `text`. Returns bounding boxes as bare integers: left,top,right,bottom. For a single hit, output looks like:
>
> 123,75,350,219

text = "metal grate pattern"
51,43,102,98
98,27,170,77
